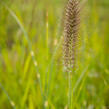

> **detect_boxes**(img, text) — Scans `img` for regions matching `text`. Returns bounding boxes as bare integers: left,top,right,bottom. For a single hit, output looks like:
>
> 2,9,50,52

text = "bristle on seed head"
63,0,80,71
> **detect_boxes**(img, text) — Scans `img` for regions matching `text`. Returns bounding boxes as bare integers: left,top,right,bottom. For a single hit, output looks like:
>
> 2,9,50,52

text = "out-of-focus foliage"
0,0,109,109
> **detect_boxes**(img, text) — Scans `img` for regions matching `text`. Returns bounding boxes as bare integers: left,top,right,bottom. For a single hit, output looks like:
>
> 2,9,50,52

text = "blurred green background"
0,0,109,109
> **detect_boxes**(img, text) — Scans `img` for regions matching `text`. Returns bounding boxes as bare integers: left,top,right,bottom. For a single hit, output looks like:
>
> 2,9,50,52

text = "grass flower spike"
63,0,80,72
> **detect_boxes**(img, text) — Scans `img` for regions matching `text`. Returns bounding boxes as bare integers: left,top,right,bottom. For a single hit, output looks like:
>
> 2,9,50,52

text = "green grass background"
0,0,109,109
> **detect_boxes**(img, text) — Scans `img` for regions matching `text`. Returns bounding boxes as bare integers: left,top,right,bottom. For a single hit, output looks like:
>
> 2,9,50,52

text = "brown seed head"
63,0,80,71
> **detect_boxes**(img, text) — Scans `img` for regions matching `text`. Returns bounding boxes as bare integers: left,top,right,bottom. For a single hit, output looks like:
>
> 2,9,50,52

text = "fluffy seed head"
63,0,80,71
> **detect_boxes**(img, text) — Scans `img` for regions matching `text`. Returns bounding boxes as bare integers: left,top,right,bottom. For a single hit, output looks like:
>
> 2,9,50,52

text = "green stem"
68,71,72,109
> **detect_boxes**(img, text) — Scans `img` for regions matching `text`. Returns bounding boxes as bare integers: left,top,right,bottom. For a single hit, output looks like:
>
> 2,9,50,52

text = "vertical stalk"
68,71,72,109
68,68,74,109
44,10,49,109
46,11,49,60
